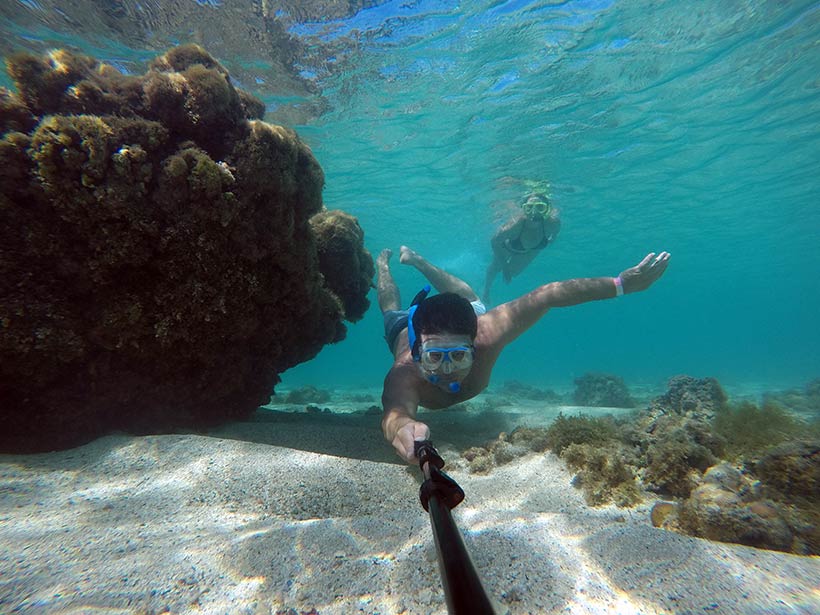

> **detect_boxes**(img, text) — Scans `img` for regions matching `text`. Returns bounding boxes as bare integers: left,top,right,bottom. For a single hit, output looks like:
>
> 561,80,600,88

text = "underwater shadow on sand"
208,407,528,464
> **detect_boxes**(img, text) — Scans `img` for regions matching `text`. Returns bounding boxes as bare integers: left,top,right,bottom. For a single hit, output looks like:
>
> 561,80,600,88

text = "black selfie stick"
414,440,496,615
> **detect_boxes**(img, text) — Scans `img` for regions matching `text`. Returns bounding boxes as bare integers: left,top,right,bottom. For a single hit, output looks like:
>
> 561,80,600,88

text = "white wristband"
613,275,624,297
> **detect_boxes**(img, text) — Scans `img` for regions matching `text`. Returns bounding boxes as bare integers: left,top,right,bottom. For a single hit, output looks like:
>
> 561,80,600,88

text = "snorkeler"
377,245,670,463
483,188,561,304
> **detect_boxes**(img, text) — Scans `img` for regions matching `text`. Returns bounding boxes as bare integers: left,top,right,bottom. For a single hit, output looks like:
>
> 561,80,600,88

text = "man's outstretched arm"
381,365,429,463
482,252,671,346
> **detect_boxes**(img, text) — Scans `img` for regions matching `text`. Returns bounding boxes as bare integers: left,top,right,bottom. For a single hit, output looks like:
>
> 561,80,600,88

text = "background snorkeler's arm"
481,252,670,346
545,214,561,242
381,365,429,463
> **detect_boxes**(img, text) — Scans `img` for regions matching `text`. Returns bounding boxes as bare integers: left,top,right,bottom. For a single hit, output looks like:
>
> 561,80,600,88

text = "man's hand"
388,417,430,463
619,252,670,294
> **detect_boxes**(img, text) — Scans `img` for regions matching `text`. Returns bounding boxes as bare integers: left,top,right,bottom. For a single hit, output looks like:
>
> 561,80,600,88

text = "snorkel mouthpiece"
423,374,461,393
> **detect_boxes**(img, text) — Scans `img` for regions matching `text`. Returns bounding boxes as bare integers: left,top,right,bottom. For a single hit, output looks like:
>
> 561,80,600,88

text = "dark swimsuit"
503,219,553,254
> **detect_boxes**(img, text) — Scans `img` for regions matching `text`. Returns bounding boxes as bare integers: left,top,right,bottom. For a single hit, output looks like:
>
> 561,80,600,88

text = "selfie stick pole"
414,440,496,615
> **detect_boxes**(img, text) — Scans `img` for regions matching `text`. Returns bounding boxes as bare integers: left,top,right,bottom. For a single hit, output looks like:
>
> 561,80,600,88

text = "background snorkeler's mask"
521,194,552,218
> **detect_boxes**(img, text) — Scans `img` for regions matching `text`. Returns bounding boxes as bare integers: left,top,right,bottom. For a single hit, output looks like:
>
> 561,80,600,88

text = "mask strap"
408,305,420,361
407,284,431,362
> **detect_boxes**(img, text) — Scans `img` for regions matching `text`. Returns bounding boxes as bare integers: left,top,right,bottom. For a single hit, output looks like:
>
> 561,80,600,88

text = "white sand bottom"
1,408,818,615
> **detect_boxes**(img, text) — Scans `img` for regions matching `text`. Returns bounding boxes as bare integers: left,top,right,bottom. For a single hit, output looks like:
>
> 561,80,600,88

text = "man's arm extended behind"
481,251,671,347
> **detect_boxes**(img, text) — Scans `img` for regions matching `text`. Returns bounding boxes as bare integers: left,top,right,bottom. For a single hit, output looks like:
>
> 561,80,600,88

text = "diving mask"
521,194,552,218
420,343,474,374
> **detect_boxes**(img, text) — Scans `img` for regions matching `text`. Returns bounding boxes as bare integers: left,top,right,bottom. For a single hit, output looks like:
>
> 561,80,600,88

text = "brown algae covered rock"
755,440,820,499
0,45,373,452
676,482,794,553
309,209,374,322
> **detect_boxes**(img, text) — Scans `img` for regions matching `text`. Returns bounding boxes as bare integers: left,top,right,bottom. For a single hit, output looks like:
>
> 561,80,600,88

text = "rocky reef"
0,45,373,453
462,375,820,555
573,372,635,407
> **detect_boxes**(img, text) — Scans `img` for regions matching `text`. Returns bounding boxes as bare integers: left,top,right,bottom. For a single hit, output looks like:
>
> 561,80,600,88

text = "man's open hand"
619,252,670,294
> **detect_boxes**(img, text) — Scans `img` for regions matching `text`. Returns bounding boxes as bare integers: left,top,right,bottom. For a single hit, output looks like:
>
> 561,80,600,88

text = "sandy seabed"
1,400,818,615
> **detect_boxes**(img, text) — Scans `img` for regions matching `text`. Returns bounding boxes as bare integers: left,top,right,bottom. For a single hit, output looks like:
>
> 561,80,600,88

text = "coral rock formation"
573,372,635,408
0,45,373,452
309,209,374,322
647,375,727,421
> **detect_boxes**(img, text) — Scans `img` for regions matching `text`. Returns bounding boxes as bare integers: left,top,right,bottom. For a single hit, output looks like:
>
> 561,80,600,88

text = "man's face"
418,332,475,386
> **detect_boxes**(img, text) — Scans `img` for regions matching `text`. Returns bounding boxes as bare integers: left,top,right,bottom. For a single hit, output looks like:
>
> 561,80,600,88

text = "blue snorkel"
408,285,462,394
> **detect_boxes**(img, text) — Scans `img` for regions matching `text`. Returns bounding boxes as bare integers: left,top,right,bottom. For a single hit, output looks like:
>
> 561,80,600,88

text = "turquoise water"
3,0,819,393
290,0,820,392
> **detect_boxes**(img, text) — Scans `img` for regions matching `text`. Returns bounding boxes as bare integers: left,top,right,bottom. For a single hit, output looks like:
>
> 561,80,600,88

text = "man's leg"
399,245,479,302
377,249,401,312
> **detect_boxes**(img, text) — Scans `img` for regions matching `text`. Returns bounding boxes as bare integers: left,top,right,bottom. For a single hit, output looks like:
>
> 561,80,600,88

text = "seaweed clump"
462,427,551,474
713,400,807,459
546,414,641,506
562,443,642,506
545,412,617,455
0,45,373,452
499,380,564,403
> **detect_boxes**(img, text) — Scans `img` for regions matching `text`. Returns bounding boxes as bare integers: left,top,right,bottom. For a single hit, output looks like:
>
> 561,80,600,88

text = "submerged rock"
0,45,373,452
677,482,794,553
647,375,728,422
472,375,818,554
650,501,678,528
755,441,820,499
573,372,635,408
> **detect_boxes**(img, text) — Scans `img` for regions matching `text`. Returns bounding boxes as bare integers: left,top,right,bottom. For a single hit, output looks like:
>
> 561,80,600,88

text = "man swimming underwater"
377,245,670,463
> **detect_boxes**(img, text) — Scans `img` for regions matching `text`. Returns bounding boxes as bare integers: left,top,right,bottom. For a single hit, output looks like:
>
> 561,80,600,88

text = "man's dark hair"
412,292,478,339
